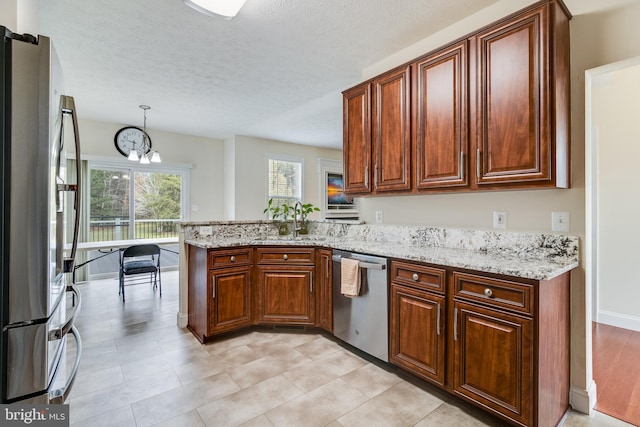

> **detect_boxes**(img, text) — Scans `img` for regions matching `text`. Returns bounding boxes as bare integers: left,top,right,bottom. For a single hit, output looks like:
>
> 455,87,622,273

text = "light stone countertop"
183,223,579,280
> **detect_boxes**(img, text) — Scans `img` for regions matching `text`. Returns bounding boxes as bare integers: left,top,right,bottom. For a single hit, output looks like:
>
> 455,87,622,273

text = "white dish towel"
341,257,361,298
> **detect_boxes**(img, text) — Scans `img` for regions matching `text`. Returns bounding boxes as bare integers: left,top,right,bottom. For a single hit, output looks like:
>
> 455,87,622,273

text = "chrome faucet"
293,201,303,237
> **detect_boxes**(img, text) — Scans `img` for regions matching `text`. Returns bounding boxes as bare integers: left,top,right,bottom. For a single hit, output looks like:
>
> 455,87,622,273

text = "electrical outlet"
493,211,507,229
375,210,383,223
192,204,199,212
552,211,570,232
199,226,212,235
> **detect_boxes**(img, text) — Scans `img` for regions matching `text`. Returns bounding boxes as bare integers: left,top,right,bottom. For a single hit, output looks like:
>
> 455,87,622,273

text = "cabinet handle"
412,273,419,281
436,303,441,336
364,166,369,188
476,148,481,179
310,273,313,293
484,288,493,298
230,256,236,262
325,256,329,278
453,307,458,341
212,277,216,299
459,151,465,180
283,254,288,261
374,164,378,190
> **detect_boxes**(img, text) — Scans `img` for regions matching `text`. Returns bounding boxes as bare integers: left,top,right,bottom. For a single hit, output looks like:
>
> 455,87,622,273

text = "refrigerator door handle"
48,285,81,341
59,95,82,275
49,326,82,404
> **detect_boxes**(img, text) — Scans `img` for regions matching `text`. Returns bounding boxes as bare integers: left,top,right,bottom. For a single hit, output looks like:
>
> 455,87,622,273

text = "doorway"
586,56,640,425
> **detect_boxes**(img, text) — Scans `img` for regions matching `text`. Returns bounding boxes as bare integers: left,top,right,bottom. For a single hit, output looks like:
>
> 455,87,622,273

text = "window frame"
265,154,304,218
87,158,191,241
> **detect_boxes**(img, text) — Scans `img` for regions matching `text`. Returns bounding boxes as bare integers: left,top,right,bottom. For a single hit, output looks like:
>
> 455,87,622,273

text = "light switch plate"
552,212,570,232
375,210,383,223
200,225,213,235
493,211,507,229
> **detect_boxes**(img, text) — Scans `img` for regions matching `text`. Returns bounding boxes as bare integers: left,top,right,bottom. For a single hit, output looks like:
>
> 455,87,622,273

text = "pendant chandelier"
129,105,161,164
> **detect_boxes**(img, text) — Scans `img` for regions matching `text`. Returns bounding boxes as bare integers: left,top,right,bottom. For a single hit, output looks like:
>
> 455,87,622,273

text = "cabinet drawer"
453,272,533,315
208,248,252,269
257,247,315,264
391,261,445,293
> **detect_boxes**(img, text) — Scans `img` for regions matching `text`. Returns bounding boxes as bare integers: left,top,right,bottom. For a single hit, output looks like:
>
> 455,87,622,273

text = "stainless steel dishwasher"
332,250,389,362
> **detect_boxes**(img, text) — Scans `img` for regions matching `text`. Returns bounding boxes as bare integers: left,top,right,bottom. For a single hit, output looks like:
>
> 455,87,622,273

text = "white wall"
227,135,342,220
593,64,640,328
0,0,17,30
223,137,236,220
78,119,225,221
0,0,38,34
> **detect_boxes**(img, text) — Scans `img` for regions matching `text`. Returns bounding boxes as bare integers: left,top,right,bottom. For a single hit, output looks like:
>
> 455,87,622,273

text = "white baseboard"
177,312,188,328
598,310,640,332
570,381,597,415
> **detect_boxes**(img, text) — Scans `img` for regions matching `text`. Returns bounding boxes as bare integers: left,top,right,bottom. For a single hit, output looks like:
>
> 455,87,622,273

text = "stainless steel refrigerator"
1,27,83,404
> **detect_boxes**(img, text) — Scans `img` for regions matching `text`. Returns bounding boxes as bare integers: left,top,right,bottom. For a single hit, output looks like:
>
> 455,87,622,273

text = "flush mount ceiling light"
182,0,248,19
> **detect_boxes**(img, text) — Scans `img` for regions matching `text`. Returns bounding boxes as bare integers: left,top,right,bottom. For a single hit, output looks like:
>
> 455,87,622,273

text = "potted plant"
295,202,320,235
263,199,292,235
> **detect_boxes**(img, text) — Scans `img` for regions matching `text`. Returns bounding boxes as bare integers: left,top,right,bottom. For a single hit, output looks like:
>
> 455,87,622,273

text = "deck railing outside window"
89,217,180,241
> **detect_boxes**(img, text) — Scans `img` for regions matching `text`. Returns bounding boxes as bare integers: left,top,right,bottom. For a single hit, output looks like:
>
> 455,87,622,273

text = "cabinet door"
257,266,315,324
208,266,252,334
316,249,333,332
390,284,445,386
453,301,533,426
343,82,372,194
473,4,551,186
372,65,411,192
415,41,468,189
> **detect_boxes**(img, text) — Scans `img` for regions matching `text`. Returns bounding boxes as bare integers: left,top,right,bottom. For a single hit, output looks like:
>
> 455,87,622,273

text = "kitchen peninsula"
179,220,578,427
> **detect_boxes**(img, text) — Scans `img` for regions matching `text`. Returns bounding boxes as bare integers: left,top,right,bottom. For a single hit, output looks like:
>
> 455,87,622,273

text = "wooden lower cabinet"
208,266,252,334
256,247,316,325
187,246,253,342
188,244,570,427
256,265,315,324
389,260,570,427
316,249,333,332
451,271,570,427
390,283,445,386
453,300,533,426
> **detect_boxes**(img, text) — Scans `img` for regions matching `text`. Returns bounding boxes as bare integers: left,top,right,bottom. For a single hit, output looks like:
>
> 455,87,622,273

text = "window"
88,163,187,242
267,156,302,216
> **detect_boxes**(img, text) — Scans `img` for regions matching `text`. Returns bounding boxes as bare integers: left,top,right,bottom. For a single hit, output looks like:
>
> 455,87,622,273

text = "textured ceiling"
39,0,509,149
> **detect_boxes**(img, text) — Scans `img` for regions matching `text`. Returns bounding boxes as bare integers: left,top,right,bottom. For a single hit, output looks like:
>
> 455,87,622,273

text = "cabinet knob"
484,288,493,297
283,254,288,261
230,256,236,262
412,273,419,281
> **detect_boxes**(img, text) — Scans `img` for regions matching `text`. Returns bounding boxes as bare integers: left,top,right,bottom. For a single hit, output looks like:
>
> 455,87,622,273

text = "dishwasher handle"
332,255,386,270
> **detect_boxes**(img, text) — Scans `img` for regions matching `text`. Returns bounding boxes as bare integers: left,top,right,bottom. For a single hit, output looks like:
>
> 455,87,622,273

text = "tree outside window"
89,166,182,241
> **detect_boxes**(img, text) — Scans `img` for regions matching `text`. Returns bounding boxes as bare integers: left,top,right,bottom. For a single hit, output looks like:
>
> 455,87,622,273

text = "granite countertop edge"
184,236,578,281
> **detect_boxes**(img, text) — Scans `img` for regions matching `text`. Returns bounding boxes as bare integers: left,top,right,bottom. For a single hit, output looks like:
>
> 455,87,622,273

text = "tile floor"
64,271,633,427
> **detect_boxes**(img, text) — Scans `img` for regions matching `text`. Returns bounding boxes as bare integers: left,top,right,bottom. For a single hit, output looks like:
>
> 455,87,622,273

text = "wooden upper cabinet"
372,65,412,192
343,83,372,194
472,2,570,188
343,0,570,194
414,41,468,190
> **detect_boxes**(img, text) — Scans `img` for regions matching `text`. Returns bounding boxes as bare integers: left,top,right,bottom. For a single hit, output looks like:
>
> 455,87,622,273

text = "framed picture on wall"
318,158,359,220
